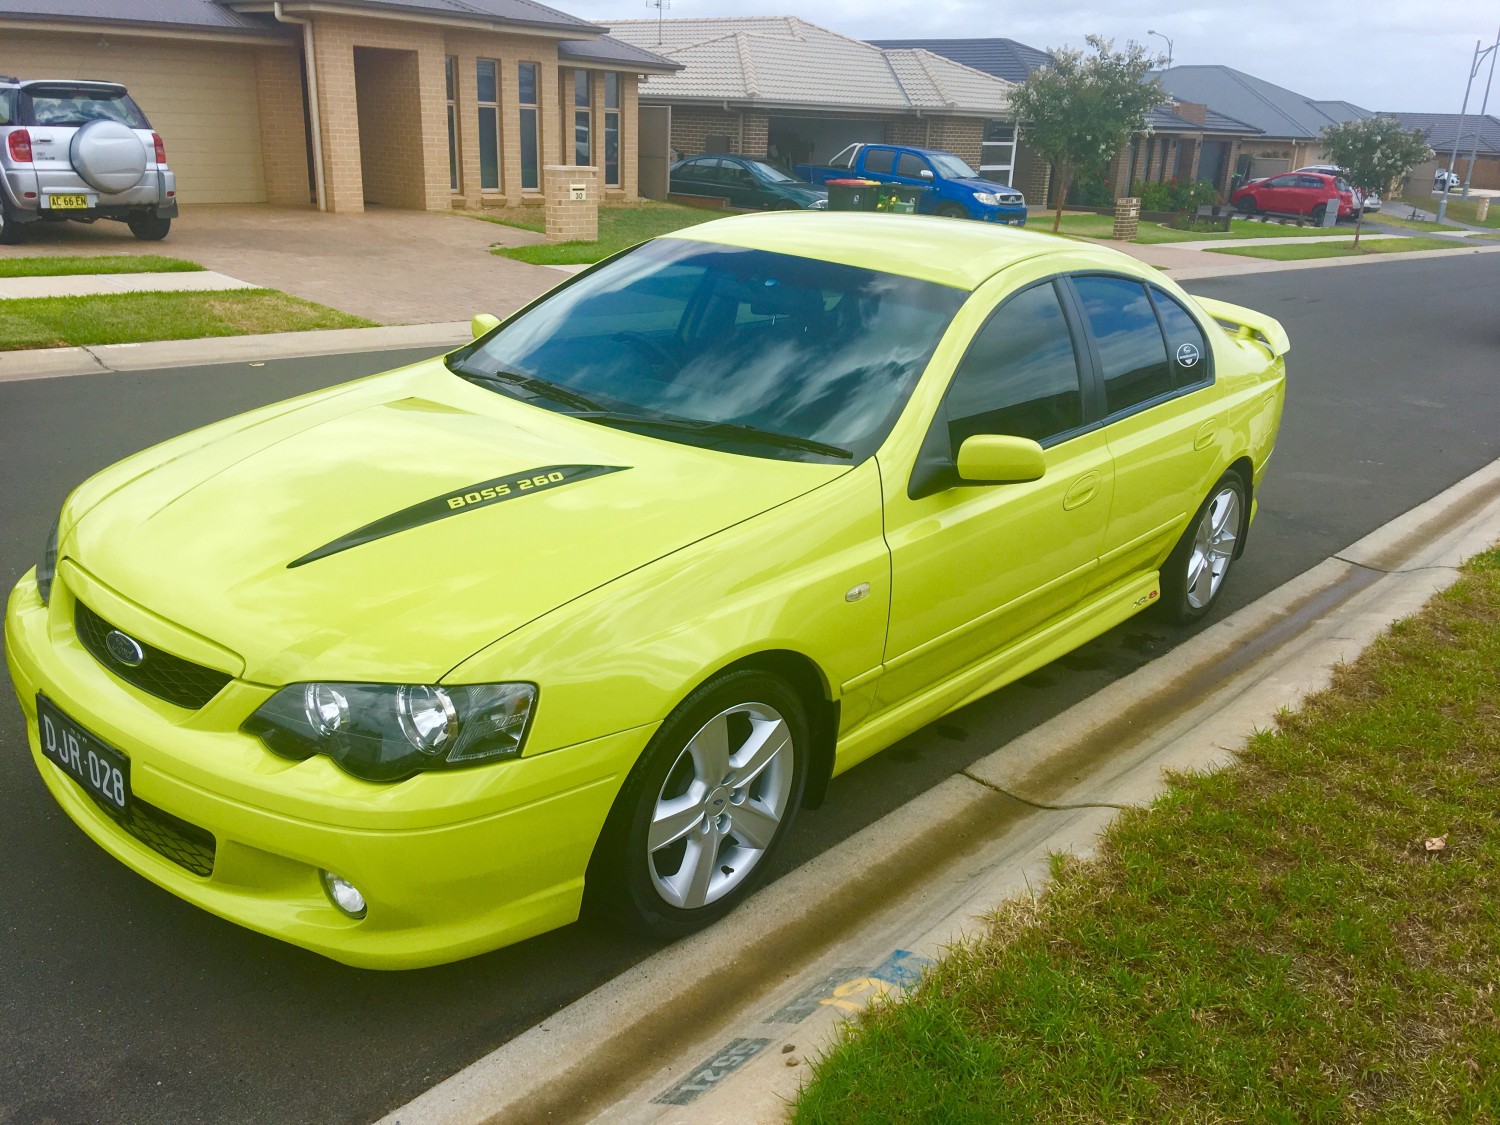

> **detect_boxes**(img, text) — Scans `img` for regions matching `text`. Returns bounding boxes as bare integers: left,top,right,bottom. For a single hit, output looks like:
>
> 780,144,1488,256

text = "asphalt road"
3,253,1499,1125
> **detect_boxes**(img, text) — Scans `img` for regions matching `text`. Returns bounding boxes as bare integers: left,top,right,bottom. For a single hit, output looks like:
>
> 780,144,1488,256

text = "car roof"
662,212,1138,291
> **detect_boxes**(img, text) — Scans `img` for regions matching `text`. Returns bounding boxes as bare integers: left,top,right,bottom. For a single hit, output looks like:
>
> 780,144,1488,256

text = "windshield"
25,87,148,128
450,240,966,461
929,152,978,179
749,160,795,183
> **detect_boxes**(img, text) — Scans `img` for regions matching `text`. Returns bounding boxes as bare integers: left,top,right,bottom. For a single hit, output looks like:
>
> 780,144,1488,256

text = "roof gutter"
272,1,326,211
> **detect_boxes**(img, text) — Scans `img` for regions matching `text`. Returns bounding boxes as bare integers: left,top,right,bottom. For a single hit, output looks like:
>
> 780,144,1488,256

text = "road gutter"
380,455,1500,1125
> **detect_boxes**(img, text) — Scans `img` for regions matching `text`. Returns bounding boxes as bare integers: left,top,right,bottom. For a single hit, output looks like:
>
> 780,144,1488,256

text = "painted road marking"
651,1038,771,1106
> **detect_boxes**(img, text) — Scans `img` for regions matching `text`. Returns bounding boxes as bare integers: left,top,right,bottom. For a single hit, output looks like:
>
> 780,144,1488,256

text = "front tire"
1160,472,1246,625
586,670,809,938
935,203,968,219
127,213,171,241
1236,196,1257,214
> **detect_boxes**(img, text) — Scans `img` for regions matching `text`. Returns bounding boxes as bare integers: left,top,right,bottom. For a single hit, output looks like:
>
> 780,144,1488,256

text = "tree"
1320,117,1434,246
1009,36,1166,233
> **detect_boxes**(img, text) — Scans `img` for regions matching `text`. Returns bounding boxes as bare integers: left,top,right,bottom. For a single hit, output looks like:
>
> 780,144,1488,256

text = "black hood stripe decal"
288,464,629,568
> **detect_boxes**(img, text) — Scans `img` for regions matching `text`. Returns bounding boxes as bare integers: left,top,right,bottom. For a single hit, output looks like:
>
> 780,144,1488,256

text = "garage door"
2,31,271,203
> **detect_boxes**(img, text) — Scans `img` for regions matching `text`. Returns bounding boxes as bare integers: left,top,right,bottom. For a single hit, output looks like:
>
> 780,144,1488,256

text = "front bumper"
978,205,1027,225
5,569,651,969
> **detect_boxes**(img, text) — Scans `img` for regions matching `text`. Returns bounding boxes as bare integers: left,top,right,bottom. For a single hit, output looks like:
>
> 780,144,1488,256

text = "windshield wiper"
564,411,852,460
450,360,607,413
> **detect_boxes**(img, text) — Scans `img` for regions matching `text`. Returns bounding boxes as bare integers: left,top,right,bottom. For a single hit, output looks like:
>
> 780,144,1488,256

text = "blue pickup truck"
794,144,1027,224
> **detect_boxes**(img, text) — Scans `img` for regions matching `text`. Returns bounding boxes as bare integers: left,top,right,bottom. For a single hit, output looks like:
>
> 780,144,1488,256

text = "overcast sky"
582,0,1500,115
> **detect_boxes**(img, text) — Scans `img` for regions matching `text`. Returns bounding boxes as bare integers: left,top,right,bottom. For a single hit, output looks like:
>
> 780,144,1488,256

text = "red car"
1231,171,1356,222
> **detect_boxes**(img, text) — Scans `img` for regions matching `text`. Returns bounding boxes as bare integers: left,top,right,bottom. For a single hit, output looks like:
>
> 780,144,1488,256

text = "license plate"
36,695,130,815
46,194,89,210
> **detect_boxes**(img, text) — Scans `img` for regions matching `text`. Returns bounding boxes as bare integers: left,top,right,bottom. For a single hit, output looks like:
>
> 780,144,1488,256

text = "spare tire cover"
70,120,147,194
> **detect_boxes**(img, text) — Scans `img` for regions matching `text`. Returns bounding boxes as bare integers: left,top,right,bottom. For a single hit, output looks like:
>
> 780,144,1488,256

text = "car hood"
773,182,827,203
953,177,1024,200
66,361,846,684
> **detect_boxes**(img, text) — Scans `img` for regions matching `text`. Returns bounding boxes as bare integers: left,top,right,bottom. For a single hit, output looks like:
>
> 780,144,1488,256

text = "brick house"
605,17,1020,195
0,0,678,212
1387,113,1500,192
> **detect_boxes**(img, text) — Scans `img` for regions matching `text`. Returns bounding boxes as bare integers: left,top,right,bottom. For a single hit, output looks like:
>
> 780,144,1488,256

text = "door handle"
1193,419,1220,451
1063,471,1100,510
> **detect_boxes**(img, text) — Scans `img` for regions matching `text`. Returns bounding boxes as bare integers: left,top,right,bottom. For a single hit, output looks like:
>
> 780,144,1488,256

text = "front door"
877,279,1113,710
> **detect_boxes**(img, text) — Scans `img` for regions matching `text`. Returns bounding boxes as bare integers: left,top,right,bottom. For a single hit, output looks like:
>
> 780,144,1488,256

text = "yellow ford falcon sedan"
5,214,1286,968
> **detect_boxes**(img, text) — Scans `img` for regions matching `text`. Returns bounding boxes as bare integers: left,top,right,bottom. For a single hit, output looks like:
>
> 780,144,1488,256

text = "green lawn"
0,254,204,278
1364,213,1466,234
0,289,372,351
795,546,1500,1123
1399,190,1500,228
477,201,720,265
1206,236,1471,261
1052,213,1366,244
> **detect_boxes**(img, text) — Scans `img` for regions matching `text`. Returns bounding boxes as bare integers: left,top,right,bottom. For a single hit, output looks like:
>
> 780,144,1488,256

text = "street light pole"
1147,29,1173,69
1437,30,1498,223
1460,22,1499,200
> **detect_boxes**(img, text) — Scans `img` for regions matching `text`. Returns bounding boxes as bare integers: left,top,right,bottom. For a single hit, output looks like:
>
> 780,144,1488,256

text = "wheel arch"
1225,455,1255,558
710,649,840,809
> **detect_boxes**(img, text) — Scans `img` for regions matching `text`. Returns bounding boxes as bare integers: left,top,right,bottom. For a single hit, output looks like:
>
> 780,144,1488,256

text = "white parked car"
1434,168,1461,193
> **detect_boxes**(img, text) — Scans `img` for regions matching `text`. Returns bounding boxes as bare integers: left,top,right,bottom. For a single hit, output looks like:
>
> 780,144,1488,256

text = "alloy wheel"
647,702,795,909
1185,486,1241,610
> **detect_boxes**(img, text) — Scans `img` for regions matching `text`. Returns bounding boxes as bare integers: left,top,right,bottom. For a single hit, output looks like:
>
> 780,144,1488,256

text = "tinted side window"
862,148,895,174
1264,175,1296,188
719,162,754,187
0,89,13,126
1295,175,1326,189
896,152,930,178
946,282,1084,447
1149,288,1210,388
1072,276,1172,415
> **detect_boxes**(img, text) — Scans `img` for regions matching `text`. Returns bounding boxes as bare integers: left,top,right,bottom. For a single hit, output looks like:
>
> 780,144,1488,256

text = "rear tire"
1308,203,1327,225
585,669,809,939
127,213,171,241
0,203,23,245
1160,472,1247,625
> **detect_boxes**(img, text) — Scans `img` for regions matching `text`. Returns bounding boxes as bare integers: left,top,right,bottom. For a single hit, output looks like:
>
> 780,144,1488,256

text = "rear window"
23,86,148,128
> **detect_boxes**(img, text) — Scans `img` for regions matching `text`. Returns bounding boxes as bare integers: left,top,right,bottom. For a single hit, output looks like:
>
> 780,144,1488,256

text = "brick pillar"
545,165,598,243
1112,196,1140,240
415,40,452,210
1025,161,1052,210
621,74,640,201
310,30,363,213
254,47,312,206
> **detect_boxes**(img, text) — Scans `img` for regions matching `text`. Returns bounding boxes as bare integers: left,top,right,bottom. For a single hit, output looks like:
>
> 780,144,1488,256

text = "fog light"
320,869,367,919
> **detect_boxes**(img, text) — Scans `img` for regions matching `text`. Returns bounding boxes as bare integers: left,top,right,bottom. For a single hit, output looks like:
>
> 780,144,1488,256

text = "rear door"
857,146,897,182
1067,275,1226,593
20,83,156,206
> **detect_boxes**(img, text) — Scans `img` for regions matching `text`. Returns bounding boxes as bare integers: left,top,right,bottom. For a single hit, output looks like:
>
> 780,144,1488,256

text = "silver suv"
1,77,178,245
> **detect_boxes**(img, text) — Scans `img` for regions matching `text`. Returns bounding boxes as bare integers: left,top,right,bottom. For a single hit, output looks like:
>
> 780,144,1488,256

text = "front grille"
74,600,231,710
114,798,217,877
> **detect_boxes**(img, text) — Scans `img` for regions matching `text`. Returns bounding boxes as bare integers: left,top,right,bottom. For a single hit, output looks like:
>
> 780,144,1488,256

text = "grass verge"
794,546,1500,1123
1052,213,1370,243
0,289,372,350
1399,190,1500,228
479,201,719,265
1205,236,1469,261
0,254,203,278
1365,213,1467,234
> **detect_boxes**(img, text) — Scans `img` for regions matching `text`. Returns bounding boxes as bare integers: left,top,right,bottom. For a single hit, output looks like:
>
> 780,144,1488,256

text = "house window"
477,59,501,191
519,62,541,191
981,119,1017,184
445,57,460,192
574,70,592,166
604,72,621,187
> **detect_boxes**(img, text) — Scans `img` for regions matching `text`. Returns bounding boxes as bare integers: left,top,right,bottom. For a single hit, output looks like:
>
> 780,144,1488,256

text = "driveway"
1,204,559,325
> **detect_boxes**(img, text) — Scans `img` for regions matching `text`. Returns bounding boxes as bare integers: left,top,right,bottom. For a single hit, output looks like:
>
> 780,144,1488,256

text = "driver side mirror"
919,169,935,181
471,313,501,339
955,435,1046,484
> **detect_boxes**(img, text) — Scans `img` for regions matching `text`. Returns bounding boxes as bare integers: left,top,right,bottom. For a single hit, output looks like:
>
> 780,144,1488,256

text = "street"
2,252,1498,1125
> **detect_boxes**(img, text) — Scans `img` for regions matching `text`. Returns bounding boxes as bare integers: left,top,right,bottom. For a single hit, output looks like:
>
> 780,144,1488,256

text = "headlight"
973,192,1000,206
811,198,828,209
243,681,537,782
36,518,59,605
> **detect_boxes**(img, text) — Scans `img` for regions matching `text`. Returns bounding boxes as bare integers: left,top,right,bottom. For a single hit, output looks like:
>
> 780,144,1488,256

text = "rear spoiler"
1193,295,1290,358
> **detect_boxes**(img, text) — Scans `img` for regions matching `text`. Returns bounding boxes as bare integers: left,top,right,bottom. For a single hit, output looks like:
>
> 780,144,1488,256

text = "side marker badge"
845,582,871,603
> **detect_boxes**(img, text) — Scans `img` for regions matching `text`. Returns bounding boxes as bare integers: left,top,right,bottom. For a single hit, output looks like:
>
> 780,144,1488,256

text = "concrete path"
0,270,256,299
0,203,557,325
